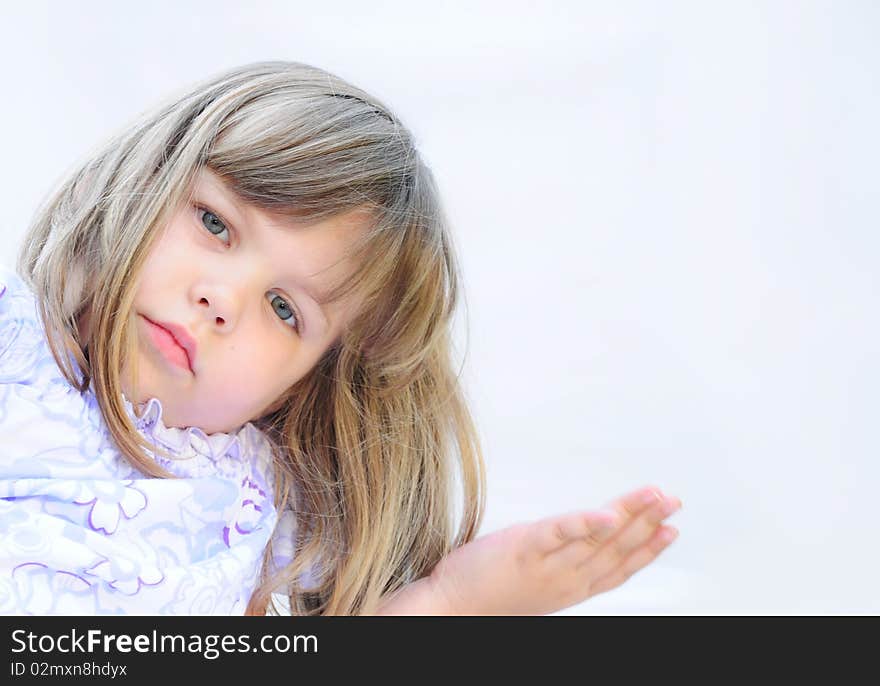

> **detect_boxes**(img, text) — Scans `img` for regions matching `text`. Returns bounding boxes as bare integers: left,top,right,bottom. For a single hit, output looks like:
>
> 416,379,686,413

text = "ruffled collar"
122,394,247,464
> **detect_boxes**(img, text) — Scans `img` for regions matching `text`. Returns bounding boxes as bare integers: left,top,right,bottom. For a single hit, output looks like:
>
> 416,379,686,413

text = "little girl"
0,61,680,615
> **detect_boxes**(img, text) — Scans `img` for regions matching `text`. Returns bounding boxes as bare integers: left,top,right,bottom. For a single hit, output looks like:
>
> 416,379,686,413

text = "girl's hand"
427,486,681,615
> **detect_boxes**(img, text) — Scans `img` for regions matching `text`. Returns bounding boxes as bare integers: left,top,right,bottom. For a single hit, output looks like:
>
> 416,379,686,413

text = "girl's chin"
119,377,246,434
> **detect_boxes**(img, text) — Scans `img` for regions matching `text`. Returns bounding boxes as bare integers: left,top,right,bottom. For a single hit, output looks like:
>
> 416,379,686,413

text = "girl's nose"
195,286,239,329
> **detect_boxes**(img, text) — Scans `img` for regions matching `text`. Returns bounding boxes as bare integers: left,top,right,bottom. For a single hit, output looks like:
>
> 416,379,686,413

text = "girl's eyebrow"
292,275,334,307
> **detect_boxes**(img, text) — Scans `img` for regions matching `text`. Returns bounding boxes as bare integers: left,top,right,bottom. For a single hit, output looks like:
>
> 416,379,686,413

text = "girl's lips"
142,316,195,373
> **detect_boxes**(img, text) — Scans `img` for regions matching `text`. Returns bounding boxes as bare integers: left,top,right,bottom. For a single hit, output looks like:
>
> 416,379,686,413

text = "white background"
2,1,877,614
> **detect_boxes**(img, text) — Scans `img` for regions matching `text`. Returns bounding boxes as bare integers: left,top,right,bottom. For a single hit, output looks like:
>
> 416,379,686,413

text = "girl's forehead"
190,167,374,233
190,168,250,212
190,167,361,229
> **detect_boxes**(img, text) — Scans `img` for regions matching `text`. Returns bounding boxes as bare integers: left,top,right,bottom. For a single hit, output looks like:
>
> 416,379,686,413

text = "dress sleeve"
269,507,322,592
0,264,25,366
0,264,44,384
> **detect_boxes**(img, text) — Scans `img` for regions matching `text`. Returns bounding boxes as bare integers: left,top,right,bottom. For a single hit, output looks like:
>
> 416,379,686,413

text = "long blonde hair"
16,61,486,615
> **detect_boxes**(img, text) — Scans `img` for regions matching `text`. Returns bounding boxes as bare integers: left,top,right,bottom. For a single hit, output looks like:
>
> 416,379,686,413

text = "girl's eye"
197,207,230,244
268,293,300,332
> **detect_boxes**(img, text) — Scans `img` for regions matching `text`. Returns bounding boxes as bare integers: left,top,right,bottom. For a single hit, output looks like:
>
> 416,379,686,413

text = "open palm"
428,486,682,615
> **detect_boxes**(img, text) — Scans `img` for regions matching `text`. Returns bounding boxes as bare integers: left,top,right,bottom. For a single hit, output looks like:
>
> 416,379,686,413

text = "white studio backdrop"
2,1,877,614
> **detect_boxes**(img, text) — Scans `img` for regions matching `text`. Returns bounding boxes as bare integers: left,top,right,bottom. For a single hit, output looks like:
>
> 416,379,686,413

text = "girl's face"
121,167,368,434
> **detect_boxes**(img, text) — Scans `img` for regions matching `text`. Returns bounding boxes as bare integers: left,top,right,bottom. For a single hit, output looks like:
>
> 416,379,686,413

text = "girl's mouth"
142,316,194,373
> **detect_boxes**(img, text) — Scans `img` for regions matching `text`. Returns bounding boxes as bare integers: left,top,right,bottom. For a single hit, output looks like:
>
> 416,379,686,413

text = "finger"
605,494,681,560
577,495,681,580
587,525,679,597
530,509,620,556
544,488,668,567
604,486,665,523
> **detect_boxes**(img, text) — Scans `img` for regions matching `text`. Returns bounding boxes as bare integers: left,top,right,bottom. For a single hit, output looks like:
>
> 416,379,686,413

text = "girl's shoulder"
0,263,34,325
0,262,32,308
0,263,48,383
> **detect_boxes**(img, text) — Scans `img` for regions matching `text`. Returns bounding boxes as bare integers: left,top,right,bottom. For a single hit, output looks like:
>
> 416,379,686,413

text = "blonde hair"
16,61,486,615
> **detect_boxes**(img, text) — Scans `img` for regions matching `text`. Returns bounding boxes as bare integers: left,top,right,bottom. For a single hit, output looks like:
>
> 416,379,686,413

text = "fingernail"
641,489,662,505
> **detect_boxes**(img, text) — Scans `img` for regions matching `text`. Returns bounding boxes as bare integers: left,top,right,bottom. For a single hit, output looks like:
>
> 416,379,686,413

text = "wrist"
375,575,454,616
